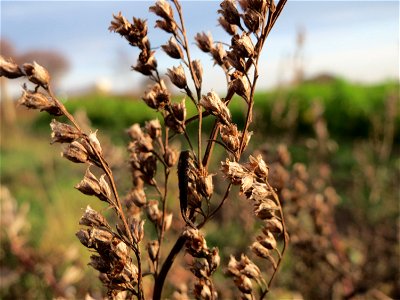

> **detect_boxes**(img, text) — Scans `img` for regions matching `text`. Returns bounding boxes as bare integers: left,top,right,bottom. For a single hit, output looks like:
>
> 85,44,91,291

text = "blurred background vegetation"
1,74,399,299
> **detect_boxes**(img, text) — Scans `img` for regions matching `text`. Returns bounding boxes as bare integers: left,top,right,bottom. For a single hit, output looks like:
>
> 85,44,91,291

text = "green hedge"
33,79,399,141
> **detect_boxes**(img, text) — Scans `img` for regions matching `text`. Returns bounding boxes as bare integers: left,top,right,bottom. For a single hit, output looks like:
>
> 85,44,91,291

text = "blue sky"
1,1,399,95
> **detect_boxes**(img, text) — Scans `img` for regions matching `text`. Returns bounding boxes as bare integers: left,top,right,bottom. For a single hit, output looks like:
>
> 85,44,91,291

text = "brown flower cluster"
76,206,139,296
222,154,287,297
183,228,220,299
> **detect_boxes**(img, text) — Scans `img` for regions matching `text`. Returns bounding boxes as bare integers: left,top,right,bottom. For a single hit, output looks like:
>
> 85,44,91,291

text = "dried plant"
0,0,288,299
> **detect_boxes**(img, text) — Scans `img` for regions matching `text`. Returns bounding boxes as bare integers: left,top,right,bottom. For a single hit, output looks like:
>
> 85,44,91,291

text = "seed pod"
257,231,277,250
218,16,236,35
195,32,213,53
149,0,174,21
50,119,81,143
192,60,203,90
243,8,262,33
162,37,183,59
23,61,50,87
167,65,187,89
218,0,241,28
147,240,159,261
0,56,24,79
18,88,62,116
62,141,88,163
79,205,109,228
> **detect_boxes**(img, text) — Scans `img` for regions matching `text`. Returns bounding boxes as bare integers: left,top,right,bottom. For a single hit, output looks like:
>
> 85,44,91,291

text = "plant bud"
0,56,24,78
195,32,213,53
23,61,50,87
50,119,81,143
79,205,109,228
62,141,88,163
162,37,183,59
167,65,187,89
147,240,159,261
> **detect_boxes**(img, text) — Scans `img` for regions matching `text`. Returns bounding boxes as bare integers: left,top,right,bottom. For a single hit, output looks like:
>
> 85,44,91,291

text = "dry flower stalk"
3,0,288,299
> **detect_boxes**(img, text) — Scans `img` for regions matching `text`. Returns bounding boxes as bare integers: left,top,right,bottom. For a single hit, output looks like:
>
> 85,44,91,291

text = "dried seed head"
249,182,272,203
145,119,162,139
109,13,148,47
242,260,261,279
75,168,109,202
231,33,255,58
210,43,227,66
164,213,173,231
162,37,184,59
146,200,161,223
132,51,157,75
234,275,253,294
191,258,210,278
143,80,170,110
240,175,254,194
192,60,203,89
79,205,109,228
200,91,231,125
130,219,145,243
194,281,212,300
247,154,269,179
0,56,24,79
164,146,178,167
220,123,241,152
50,119,81,143
221,159,247,184
263,218,283,234
99,175,112,199
167,65,187,89
218,16,237,35
149,0,174,21
243,8,262,33
23,61,50,87
155,19,177,33
88,130,103,155
225,51,245,73
228,71,251,101
147,240,159,261
183,227,208,257
126,188,147,207
218,0,241,28
62,141,88,164
165,99,186,133
195,32,213,53
89,255,110,273
208,248,220,273
257,231,277,250
18,88,62,116
198,172,214,199
250,241,272,259
76,229,91,248
127,123,144,140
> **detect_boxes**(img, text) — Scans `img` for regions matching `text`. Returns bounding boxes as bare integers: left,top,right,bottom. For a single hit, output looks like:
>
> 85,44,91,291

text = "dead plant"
0,0,288,299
